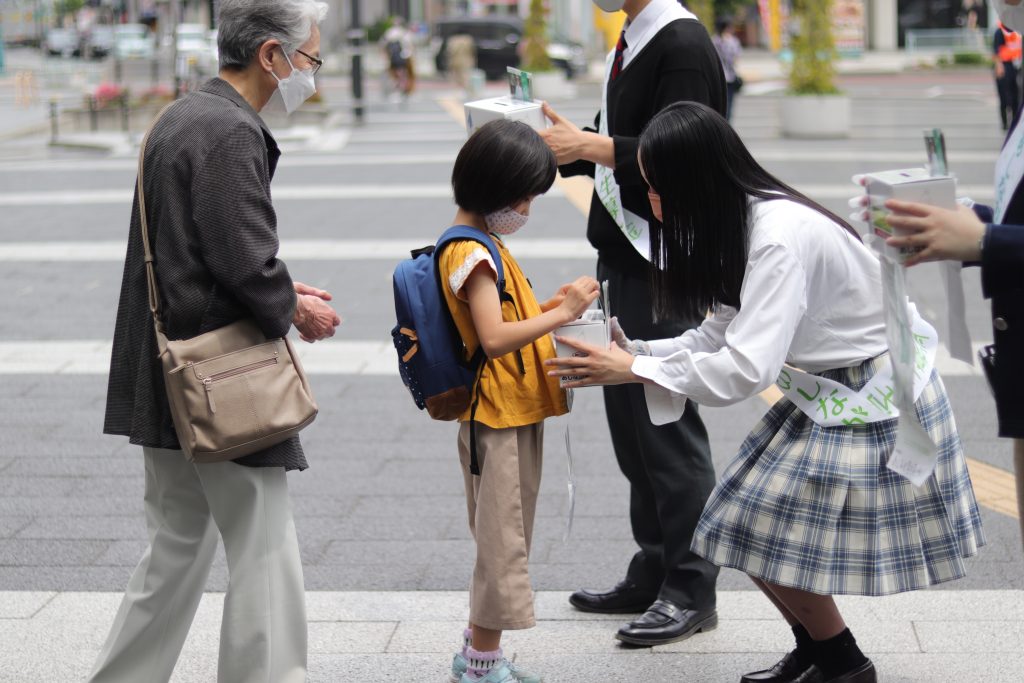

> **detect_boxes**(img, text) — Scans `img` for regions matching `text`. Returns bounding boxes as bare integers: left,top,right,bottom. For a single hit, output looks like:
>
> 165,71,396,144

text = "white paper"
941,261,974,364
879,256,939,486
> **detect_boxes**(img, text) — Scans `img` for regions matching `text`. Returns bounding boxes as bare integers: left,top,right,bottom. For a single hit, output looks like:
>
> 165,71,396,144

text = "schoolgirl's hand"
558,276,600,322
884,199,986,266
610,317,652,356
545,336,638,387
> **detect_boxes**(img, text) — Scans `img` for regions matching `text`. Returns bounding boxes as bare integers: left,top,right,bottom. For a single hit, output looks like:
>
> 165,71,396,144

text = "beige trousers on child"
459,421,543,631
88,447,307,683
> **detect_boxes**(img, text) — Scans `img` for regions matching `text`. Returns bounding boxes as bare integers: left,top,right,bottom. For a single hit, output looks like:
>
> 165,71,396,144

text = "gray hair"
218,0,328,70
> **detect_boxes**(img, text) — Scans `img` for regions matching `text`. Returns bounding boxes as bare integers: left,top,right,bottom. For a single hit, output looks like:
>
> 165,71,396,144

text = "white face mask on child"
484,207,530,235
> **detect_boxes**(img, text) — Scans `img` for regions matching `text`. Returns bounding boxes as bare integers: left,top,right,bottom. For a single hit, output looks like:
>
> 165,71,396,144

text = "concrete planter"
780,94,852,139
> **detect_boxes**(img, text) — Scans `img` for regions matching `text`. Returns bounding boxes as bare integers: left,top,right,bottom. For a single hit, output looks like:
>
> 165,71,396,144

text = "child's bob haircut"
451,119,557,215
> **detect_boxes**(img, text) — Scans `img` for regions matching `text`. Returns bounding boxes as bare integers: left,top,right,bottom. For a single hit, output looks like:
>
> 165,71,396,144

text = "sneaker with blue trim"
453,654,543,683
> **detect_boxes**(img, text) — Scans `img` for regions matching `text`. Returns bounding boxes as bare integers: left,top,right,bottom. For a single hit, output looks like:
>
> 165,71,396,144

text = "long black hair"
637,101,860,321
452,119,557,215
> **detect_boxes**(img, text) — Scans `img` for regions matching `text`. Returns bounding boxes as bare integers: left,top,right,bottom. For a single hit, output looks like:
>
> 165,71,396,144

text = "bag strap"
136,102,177,343
433,226,510,476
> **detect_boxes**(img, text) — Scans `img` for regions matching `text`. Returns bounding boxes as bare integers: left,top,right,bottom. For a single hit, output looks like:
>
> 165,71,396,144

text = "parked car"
432,16,587,81
82,25,115,59
114,23,155,59
43,28,80,58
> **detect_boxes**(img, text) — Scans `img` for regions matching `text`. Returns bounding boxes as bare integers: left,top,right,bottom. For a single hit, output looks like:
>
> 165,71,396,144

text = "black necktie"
611,31,627,80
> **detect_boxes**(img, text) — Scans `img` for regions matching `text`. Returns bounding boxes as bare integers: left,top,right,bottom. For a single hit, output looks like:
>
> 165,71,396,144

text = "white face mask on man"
592,0,626,12
484,206,530,235
995,0,1024,31
273,50,317,114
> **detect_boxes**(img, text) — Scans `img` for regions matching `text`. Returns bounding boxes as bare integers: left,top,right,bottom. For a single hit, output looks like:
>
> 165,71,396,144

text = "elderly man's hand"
293,294,341,343
294,281,333,301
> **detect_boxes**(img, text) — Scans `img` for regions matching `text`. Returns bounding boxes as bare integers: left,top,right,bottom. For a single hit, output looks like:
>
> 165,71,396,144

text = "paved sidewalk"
2,590,1022,681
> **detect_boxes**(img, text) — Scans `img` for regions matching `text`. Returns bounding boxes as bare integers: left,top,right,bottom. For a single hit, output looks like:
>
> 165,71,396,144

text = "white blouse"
632,198,888,421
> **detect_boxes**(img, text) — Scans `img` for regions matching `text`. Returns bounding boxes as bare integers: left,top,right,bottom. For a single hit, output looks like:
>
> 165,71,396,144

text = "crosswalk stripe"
0,239,597,261
0,150,999,175
0,184,994,207
0,338,987,377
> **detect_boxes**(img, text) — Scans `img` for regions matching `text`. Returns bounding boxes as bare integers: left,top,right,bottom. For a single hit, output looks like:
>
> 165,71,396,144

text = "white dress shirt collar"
621,0,697,69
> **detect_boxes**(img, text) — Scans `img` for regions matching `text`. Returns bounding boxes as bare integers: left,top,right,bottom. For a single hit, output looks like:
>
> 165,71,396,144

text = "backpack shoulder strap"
434,225,506,293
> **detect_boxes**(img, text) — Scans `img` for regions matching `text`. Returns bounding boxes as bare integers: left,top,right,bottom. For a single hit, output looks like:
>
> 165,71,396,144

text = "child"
549,102,984,683
441,119,600,683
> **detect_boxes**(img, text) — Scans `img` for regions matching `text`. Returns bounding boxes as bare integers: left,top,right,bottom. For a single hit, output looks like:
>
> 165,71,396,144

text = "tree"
56,0,85,28
688,0,714,34
522,0,553,73
788,0,839,95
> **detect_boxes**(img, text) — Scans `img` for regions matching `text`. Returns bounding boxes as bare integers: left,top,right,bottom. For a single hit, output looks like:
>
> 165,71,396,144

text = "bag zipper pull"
204,378,216,413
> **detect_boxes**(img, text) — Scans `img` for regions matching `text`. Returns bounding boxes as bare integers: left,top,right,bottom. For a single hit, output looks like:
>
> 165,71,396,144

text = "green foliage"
788,0,840,95
713,0,748,16
951,51,986,65
366,16,392,44
523,0,554,73
689,0,715,34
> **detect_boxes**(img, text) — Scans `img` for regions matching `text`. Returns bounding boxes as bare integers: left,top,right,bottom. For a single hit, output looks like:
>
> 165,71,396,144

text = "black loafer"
568,579,658,614
822,660,876,683
614,599,718,646
741,652,822,683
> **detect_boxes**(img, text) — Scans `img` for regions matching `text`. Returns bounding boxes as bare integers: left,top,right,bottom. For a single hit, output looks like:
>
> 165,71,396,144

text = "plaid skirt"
691,356,985,596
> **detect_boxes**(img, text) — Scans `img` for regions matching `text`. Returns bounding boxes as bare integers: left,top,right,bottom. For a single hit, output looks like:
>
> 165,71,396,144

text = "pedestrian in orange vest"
994,21,1022,130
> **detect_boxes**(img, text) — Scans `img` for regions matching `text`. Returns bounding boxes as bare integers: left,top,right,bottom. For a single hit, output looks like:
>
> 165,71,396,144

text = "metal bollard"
150,58,159,86
114,57,123,84
120,94,129,133
88,96,98,132
49,98,59,143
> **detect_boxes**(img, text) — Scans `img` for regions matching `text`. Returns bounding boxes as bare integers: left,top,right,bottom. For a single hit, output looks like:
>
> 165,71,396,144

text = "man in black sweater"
541,0,726,646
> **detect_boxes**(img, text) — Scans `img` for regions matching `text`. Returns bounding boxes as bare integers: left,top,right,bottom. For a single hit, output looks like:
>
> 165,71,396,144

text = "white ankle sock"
465,645,502,679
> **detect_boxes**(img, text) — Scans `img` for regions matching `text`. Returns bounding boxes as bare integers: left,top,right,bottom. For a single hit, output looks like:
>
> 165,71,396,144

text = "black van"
432,16,586,81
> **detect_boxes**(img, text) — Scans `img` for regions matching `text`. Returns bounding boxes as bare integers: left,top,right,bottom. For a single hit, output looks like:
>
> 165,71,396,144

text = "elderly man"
92,2,337,682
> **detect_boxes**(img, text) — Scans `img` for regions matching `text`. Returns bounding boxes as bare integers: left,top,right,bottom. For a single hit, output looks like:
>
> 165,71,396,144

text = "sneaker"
453,655,542,683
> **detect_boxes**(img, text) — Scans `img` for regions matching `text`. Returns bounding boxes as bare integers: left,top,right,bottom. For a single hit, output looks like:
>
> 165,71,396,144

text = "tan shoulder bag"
138,107,318,463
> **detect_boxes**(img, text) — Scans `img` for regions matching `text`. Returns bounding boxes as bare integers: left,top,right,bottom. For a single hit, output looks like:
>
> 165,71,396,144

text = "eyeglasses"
294,48,323,76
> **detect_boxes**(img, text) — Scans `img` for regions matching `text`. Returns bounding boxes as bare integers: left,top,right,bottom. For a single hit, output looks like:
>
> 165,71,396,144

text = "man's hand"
539,103,588,165
293,293,341,343
294,281,333,301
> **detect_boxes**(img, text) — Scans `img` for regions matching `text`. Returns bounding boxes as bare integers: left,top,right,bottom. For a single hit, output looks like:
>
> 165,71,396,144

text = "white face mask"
484,207,530,235
996,1,1024,31
592,0,626,12
273,51,317,114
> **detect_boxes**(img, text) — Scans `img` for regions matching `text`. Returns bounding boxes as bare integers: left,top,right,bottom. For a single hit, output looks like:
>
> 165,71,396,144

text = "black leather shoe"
614,599,718,646
568,579,658,614
740,652,822,683
821,660,876,683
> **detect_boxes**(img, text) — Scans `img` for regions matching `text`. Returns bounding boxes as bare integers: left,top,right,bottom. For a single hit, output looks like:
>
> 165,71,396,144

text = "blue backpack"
391,226,508,473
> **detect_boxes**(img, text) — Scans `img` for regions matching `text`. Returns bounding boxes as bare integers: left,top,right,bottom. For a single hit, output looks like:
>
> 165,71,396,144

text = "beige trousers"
1015,439,1024,550
88,447,307,683
459,421,543,631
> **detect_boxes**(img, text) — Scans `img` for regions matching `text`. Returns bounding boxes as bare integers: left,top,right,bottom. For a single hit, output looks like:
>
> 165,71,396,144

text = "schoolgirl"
548,102,985,683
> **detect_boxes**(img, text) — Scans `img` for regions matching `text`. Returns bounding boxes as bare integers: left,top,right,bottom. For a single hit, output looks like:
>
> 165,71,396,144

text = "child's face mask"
485,206,530,235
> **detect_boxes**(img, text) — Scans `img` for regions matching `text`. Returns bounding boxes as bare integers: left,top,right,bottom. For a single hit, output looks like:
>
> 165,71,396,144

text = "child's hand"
540,284,570,312
557,276,600,322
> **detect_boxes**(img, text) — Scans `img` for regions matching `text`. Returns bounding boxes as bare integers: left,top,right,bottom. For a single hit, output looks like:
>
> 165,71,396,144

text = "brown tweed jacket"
104,78,307,470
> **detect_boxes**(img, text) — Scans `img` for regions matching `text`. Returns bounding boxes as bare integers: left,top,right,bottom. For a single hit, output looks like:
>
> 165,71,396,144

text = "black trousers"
996,63,1021,131
598,258,719,611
